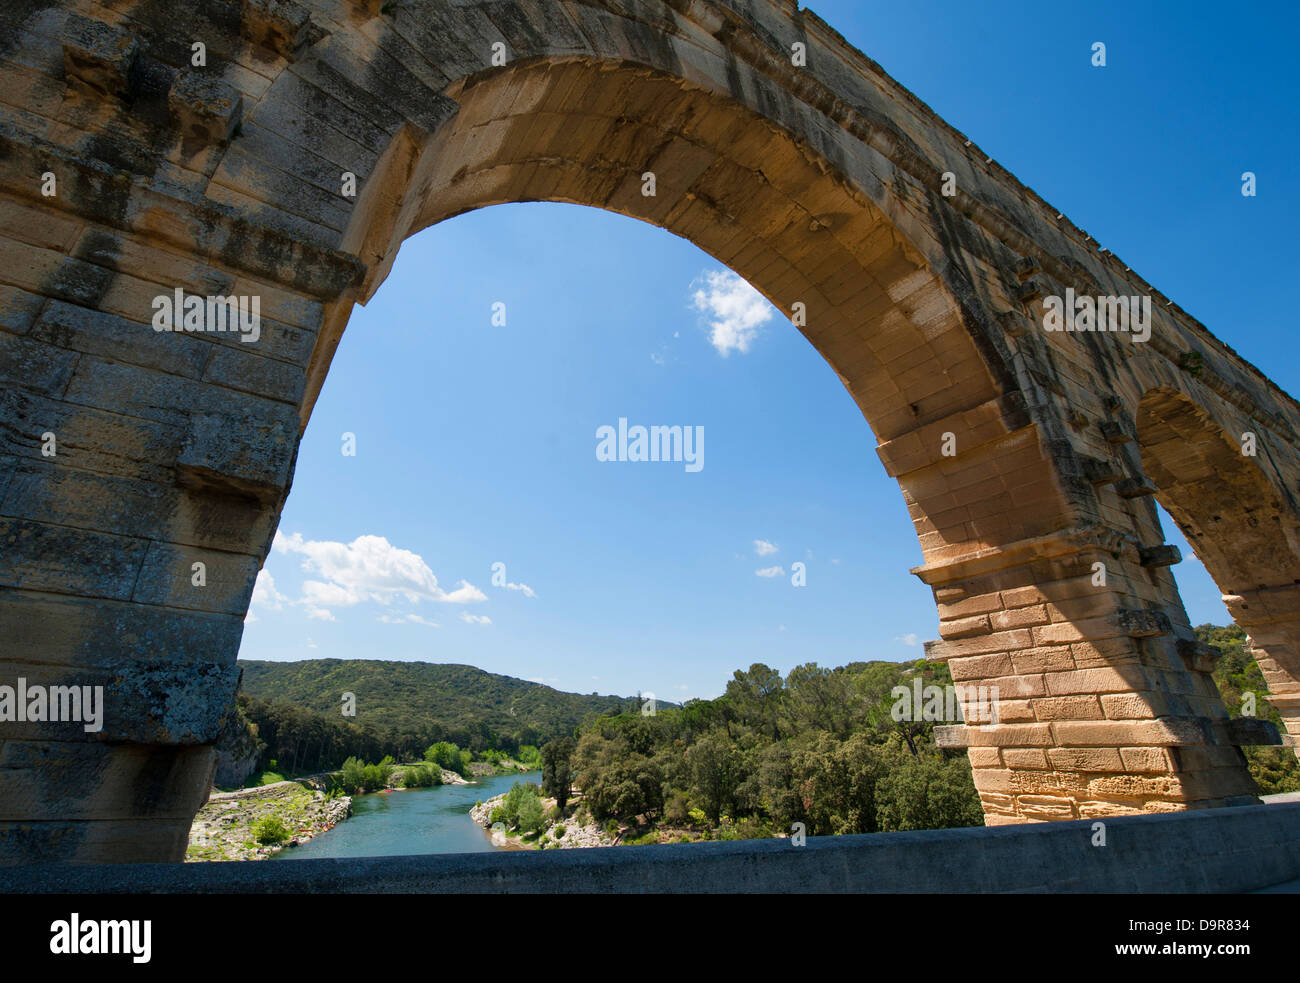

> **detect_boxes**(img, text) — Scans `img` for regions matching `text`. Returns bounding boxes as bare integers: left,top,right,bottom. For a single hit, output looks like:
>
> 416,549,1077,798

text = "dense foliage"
232,628,1298,819
565,658,986,839
1202,623,1300,794
490,781,547,835
238,659,637,753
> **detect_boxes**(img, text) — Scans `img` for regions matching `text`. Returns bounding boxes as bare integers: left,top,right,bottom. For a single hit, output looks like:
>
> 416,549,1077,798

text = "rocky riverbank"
186,782,351,862
469,790,617,850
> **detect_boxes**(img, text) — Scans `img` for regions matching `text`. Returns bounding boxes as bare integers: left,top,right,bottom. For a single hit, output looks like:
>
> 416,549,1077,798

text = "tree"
687,730,741,823
725,663,784,739
541,737,576,812
875,752,982,831
516,790,546,834
424,741,466,775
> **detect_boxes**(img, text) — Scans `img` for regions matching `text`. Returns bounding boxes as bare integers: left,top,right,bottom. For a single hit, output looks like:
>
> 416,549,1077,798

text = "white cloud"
250,569,287,612
306,637,319,649
691,269,774,356
504,581,537,599
378,613,440,627
896,633,921,647
755,565,784,578
305,606,336,622
753,539,779,557
273,530,487,609
460,612,492,625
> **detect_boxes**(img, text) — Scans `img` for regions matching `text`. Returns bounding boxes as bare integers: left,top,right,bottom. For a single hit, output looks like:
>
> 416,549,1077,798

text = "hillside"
237,659,643,747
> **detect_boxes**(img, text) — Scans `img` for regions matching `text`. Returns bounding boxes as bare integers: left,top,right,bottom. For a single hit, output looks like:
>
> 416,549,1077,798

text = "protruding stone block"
169,73,243,145
62,14,138,98
241,0,313,60
1115,476,1158,498
1226,717,1282,746
1015,277,1047,302
1139,544,1182,568
1079,455,1123,485
1099,420,1134,444
1013,256,1041,281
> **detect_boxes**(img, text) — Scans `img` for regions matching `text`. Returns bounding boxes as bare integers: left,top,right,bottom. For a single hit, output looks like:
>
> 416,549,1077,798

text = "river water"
273,770,541,860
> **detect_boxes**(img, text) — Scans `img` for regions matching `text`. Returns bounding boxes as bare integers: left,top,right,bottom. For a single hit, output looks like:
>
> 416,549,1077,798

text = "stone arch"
0,0,1293,861
1137,385,1300,757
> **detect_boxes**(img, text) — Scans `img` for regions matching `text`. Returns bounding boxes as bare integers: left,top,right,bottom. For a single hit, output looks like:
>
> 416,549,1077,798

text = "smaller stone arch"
1137,385,1300,758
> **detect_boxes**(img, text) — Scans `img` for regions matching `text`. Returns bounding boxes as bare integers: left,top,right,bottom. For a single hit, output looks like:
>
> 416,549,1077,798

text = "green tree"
875,751,983,831
424,741,465,774
687,730,741,823
541,737,576,811
516,790,546,834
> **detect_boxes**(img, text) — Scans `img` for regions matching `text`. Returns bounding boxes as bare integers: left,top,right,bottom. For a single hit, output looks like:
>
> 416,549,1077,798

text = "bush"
663,792,690,825
401,763,441,788
517,745,542,768
360,760,391,793
424,742,467,776
339,756,366,795
553,824,567,838
517,792,545,834
252,815,290,844
489,806,506,824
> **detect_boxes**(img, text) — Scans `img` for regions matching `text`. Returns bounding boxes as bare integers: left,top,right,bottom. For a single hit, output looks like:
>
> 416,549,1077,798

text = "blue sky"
238,0,1299,700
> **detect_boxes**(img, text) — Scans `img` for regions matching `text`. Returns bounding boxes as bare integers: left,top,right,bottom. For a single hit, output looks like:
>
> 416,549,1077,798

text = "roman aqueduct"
1,0,1298,864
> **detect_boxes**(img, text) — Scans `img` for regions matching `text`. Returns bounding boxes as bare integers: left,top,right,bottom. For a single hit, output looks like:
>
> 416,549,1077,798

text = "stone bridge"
0,0,1297,864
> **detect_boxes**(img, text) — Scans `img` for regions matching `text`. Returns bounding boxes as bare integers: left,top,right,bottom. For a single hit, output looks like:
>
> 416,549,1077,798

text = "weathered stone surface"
1,0,1298,864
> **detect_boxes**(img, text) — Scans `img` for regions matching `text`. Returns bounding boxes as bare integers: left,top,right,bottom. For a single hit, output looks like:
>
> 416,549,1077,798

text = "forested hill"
237,659,639,748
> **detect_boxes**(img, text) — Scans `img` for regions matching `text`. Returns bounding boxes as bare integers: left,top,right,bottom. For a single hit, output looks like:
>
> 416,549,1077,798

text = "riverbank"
190,758,541,862
469,789,617,850
187,782,351,862
275,770,546,860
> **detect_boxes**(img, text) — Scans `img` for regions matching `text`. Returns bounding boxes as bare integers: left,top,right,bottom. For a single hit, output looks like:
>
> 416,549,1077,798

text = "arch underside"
1139,388,1300,753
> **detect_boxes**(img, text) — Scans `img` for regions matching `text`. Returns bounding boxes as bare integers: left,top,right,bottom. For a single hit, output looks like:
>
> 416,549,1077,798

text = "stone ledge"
3,802,1298,894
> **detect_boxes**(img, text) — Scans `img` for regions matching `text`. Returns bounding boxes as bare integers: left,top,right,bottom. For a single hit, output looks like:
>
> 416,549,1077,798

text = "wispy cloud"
753,539,779,557
691,269,774,356
379,613,440,627
755,565,784,578
895,633,921,647
461,612,492,625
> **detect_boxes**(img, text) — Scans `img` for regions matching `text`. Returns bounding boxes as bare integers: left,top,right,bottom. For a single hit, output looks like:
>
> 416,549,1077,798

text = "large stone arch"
0,0,1296,861
1137,386,1300,757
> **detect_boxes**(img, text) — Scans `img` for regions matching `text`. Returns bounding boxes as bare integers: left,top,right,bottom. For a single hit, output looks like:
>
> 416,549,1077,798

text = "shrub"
339,757,366,795
252,815,290,844
516,789,546,834
424,742,467,775
401,763,441,788
553,824,566,838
